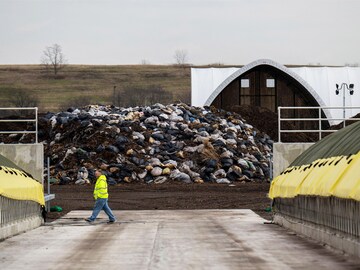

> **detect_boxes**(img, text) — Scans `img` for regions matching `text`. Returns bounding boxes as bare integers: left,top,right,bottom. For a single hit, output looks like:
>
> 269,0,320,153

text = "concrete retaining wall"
0,144,44,183
0,216,43,240
274,214,360,258
273,143,314,178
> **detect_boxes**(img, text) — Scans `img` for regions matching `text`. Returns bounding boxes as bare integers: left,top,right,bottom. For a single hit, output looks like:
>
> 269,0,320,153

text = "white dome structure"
192,59,360,125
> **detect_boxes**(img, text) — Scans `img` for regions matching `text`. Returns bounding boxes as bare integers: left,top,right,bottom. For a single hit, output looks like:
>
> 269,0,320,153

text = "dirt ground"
46,182,273,222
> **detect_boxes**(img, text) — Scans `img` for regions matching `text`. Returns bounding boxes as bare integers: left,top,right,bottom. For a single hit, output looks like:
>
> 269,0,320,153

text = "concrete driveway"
0,210,359,269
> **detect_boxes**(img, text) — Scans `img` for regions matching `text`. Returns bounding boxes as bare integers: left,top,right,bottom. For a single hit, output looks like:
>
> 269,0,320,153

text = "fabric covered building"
191,59,360,126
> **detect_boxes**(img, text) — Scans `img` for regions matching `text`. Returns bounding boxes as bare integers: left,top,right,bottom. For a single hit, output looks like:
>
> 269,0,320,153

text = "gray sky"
1,0,359,66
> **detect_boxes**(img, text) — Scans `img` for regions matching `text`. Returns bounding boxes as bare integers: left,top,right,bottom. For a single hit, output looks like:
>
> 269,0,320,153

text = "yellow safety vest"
94,175,109,199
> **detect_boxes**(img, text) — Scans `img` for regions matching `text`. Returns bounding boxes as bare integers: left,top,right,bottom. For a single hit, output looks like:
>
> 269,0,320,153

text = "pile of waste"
6,103,274,185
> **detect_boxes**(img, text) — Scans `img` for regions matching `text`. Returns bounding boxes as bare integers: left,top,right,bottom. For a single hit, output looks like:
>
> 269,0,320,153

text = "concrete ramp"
0,210,359,269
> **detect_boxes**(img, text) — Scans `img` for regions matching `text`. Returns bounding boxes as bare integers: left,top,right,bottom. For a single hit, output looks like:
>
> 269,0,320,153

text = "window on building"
241,79,249,88
261,77,276,111
266,78,275,88
239,74,276,112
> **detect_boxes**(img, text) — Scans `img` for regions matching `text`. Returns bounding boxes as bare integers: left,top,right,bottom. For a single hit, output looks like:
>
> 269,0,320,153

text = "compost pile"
2,103,274,185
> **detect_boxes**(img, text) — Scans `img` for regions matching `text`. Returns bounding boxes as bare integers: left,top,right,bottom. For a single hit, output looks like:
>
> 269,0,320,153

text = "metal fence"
0,107,38,143
278,106,360,142
273,196,359,239
0,196,41,227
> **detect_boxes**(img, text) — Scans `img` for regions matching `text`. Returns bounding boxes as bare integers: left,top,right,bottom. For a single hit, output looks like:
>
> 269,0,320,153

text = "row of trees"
6,85,186,110
4,44,190,108
41,44,190,77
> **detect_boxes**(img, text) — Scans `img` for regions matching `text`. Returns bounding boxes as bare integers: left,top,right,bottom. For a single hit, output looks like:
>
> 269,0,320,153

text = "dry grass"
0,64,191,112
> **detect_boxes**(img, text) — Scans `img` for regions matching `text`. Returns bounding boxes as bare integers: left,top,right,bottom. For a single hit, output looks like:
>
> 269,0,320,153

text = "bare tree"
174,49,188,67
9,89,39,107
41,44,67,76
174,90,191,104
140,59,151,65
113,85,173,107
59,96,92,111
345,62,359,67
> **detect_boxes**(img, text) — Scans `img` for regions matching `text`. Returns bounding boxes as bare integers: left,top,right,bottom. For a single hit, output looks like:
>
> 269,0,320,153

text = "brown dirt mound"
231,105,318,142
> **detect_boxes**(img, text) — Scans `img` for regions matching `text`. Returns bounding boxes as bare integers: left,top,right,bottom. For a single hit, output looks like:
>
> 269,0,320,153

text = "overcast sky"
1,0,359,66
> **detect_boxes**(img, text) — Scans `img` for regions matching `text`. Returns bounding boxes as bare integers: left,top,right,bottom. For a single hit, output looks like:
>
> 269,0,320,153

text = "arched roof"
203,59,330,119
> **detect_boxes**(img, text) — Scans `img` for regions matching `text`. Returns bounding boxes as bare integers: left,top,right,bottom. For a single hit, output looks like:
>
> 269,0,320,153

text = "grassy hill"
0,65,192,112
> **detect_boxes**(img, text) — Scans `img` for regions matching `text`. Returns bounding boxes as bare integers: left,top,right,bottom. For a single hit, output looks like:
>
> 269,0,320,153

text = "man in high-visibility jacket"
85,169,116,223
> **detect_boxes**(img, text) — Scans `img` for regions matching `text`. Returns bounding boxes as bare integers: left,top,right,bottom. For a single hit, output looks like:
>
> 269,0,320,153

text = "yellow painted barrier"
312,156,349,197
298,156,349,196
270,163,314,199
331,153,360,200
0,166,44,205
269,151,360,201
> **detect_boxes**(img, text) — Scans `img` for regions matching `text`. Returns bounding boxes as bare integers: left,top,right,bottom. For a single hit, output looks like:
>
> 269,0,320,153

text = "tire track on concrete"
51,222,123,270
210,218,268,269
